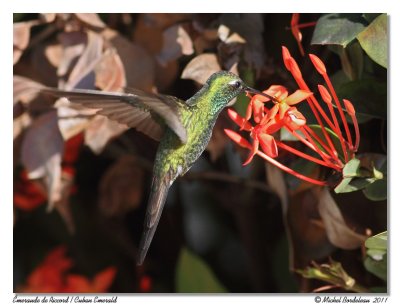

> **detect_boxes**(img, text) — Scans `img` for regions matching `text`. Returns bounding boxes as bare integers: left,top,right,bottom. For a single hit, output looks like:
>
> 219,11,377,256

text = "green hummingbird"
41,71,272,265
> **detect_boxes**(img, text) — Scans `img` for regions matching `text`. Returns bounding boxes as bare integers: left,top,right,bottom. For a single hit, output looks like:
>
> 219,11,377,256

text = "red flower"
225,46,360,187
18,246,117,293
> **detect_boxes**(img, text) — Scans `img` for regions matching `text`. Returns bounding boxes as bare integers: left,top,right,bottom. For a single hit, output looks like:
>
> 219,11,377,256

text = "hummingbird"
40,71,273,265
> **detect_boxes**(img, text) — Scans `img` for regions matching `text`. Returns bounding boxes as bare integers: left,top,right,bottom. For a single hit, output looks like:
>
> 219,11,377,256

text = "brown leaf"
84,115,129,154
140,13,193,29
133,14,164,55
44,43,63,68
14,112,31,140
181,53,221,85
156,24,194,66
56,99,93,141
74,13,106,29
21,111,64,210
65,30,104,90
13,21,36,65
53,172,76,234
102,28,155,91
316,187,367,249
94,48,126,91
13,75,44,105
99,155,144,216
39,13,57,23
57,31,87,81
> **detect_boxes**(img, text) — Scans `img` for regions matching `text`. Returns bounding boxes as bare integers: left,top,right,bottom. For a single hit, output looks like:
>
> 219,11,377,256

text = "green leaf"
363,179,387,201
342,158,361,177
364,231,387,281
362,13,381,24
334,176,375,193
364,255,387,281
336,79,387,119
365,231,387,250
311,14,367,47
308,124,351,160
175,247,228,293
357,14,387,68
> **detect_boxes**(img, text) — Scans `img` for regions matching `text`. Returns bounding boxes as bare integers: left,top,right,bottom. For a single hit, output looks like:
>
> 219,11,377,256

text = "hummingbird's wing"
41,87,188,143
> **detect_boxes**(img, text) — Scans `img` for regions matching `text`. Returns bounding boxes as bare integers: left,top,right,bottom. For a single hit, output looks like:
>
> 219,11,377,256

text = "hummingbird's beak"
244,86,279,103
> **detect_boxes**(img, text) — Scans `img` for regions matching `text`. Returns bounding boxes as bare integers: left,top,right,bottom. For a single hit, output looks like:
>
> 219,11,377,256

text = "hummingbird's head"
205,71,246,109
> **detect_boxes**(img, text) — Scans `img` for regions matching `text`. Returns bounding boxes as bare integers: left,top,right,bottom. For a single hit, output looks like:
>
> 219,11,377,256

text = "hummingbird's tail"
137,175,170,265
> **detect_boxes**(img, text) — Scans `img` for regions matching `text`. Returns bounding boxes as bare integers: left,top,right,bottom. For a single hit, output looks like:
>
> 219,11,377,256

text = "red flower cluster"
18,246,117,293
225,46,360,186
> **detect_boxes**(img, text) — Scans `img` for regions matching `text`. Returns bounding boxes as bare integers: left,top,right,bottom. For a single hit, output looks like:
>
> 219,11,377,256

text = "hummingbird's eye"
229,80,242,89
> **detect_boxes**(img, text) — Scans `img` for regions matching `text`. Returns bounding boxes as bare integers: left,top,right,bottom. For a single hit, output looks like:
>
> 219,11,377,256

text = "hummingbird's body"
39,71,266,265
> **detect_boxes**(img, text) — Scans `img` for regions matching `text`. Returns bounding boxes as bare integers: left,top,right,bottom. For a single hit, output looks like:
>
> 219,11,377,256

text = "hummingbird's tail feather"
137,176,170,265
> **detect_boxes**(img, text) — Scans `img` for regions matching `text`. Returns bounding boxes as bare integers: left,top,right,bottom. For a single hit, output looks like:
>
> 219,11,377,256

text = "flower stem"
276,141,341,170
256,150,328,186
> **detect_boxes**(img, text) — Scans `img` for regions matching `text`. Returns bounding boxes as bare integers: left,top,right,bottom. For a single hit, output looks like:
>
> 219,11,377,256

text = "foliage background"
13,13,387,293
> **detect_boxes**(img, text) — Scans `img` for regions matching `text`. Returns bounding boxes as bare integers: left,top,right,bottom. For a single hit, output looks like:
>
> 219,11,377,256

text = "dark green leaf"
357,14,387,68
175,247,228,293
311,14,367,47
364,255,387,281
363,179,387,201
342,158,360,177
336,79,387,119
334,177,375,193
365,231,387,250
362,13,381,24
308,124,351,160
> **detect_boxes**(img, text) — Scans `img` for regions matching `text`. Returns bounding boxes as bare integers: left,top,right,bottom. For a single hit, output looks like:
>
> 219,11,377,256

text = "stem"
255,150,328,186
350,114,360,151
323,75,352,162
276,141,341,170
304,125,338,160
289,73,342,161
300,127,341,167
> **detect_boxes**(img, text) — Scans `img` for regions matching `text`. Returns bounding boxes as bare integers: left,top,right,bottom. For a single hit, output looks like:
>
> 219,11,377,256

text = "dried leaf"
75,13,106,29
40,13,57,23
102,28,155,91
57,31,87,80
66,30,103,90
14,112,31,140
94,48,126,91
53,172,75,234
317,187,367,249
218,24,246,44
44,44,63,68
57,100,92,141
157,24,194,66
84,116,129,154
133,14,164,54
13,21,37,64
21,111,64,210
181,53,221,85
99,155,144,216
13,75,44,105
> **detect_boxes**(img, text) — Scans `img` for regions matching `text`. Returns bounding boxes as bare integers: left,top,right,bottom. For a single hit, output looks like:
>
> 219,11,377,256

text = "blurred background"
13,13,387,293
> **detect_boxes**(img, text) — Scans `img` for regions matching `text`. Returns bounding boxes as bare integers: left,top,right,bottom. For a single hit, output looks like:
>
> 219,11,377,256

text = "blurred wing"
41,87,187,143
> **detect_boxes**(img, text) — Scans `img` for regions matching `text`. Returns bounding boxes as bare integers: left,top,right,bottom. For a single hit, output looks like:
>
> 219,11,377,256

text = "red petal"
266,121,283,134
258,133,278,158
285,107,306,130
282,46,292,71
284,89,313,106
265,85,288,100
243,138,259,165
245,99,253,121
253,98,264,123
343,99,355,116
318,84,332,104
224,129,252,149
227,109,252,131
288,57,303,79
309,54,327,75
262,104,279,124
